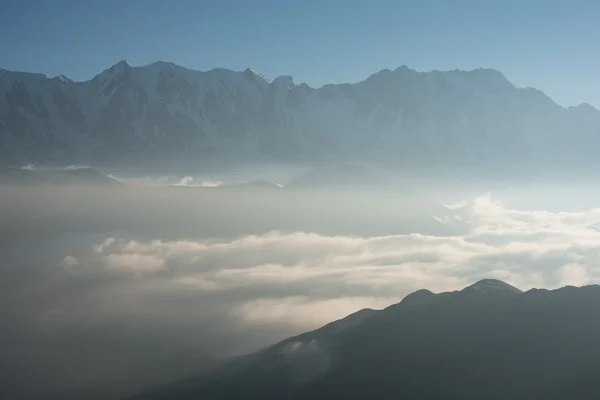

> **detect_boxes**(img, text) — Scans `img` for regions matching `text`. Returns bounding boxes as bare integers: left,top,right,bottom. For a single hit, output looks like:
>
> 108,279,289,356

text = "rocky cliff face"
2,62,600,172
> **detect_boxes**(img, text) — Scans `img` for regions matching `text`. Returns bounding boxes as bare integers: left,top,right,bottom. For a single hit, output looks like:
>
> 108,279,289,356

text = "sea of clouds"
2,192,600,393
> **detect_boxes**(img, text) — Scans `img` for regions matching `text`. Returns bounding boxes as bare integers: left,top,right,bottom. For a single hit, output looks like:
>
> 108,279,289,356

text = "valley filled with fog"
2,165,600,398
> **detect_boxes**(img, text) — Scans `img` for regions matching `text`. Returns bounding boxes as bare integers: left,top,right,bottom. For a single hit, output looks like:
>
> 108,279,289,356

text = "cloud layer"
3,193,600,396
54,194,600,333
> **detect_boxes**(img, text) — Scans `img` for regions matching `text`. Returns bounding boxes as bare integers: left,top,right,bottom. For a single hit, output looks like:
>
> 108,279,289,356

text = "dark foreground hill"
43,350,217,400
132,279,600,400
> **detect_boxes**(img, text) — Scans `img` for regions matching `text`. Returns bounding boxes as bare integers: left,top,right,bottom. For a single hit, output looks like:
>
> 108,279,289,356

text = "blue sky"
1,0,599,107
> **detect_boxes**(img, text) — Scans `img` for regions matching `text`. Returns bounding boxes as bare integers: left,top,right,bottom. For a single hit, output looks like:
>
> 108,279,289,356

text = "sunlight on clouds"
93,237,116,253
231,296,397,328
57,194,600,330
102,253,165,272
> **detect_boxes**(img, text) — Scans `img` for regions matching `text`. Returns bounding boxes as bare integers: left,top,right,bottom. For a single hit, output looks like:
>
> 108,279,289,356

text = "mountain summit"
2,62,600,173
463,278,523,294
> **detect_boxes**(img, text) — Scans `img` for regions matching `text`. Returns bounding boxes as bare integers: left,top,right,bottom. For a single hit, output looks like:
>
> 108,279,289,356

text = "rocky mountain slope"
2,62,600,173
133,280,600,400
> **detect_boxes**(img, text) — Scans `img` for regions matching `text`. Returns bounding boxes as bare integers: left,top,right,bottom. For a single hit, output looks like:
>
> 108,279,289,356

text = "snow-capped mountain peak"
1,61,600,173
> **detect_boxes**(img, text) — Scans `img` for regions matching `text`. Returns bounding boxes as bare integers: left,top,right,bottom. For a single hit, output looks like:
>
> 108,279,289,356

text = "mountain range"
0,165,121,186
2,62,600,174
132,280,600,400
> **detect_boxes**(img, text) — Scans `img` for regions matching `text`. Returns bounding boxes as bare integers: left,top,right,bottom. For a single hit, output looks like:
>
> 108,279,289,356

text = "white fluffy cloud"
53,194,600,334
62,255,78,267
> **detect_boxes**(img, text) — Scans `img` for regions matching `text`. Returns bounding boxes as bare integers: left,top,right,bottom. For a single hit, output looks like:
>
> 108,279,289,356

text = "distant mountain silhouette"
5,62,600,176
0,166,120,186
219,180,282,190
168,179,281,191
132,280,600,399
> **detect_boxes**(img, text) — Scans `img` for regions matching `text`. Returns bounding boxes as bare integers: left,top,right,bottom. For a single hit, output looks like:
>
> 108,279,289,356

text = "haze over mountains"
2,61,600,176
4,61,600,400
6,0,600,398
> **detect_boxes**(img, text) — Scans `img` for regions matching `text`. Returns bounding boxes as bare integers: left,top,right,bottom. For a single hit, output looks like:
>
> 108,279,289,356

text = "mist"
2,169,600,398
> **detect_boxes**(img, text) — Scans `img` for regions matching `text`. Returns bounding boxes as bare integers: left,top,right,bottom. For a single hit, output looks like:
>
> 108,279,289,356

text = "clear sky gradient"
1,0,599,107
